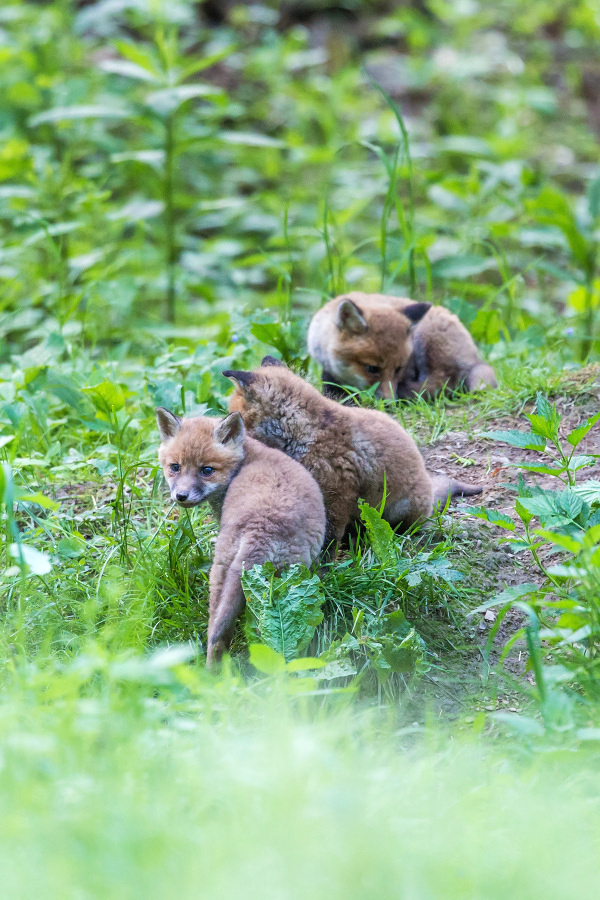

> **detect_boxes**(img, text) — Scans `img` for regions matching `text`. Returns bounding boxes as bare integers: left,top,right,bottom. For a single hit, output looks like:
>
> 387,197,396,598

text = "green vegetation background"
1,1,600,897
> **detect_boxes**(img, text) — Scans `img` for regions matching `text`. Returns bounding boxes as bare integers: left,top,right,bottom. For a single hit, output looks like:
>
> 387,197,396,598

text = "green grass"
1,666,600,899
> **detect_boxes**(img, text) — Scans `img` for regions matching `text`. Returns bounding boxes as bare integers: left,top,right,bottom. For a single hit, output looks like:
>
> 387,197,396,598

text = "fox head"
156,409,245,507
322,295,431,399
223,361,319,454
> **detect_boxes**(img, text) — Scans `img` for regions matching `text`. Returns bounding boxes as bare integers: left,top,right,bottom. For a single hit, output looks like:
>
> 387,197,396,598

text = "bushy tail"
466,362,497,391
431,475,482,509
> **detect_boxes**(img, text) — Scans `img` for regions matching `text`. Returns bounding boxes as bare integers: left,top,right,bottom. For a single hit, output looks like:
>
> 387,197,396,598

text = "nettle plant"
469,394,600,697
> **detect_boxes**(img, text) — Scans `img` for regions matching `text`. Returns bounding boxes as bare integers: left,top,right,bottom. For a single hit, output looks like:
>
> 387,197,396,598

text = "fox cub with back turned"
156,408,326,665
224,359,481,549
308,291,497,400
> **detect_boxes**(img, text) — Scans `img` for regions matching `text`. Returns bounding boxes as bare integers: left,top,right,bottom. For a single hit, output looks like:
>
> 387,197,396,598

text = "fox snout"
169,478,206,507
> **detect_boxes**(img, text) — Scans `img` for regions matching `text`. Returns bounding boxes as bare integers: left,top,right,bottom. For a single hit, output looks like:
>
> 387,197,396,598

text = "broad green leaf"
29,105,133,126
145,84,223,116
57,536,87,559
9,543,52,575
557,490,583,520
359,500,396,564
527,394,560,441
567,455,596,471
473,583,539,614
220,132,286,149
286,657,326,673
567,411,600,447
432,254,495,280
15,490,59,510
82,382,125,413
466,506,515,531
480,429,545,450
535,530,581,554
515,500,533,525
518,494,561,520
588,175,600,219
248,643,286,674
0,435,14,449
243,564,325,662
572,481,600,504
99,58,160,83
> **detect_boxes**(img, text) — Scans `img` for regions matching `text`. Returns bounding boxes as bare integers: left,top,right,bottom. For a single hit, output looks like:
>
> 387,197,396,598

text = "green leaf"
286,657,326,673
29,105,133,126
515,500,533,525
473,583,539,614
358,500,395,564
567,411,600,447
98,58,160,83
588,175,600,219
220,132,286,149
82,382,125,413
480,429,546,450
9,543,52,575
248,643,286,674
466,506,516,531
15,490,59,510
568,455,596,472
432,254,495,280
144,84,223,116
573,481,600,505
243,564,325,662
535,530,581,554
556,489,583,520
526,394,560,441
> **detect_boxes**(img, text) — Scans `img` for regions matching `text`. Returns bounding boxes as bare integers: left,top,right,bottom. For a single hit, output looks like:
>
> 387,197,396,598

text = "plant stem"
164,113,176,324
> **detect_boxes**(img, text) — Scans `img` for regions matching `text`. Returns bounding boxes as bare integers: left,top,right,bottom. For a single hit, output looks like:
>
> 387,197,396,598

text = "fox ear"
222,370,256,390
214,412,245,448
403,302,431,325
156,407,182,442
261,355,286,368
336,298,367,335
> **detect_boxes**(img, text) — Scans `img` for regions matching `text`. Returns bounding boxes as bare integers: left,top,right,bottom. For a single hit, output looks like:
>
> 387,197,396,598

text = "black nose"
176,491,189,502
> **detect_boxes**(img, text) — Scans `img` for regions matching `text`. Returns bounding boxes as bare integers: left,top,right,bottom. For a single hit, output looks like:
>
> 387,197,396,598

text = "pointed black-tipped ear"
214,412,245,448
261,355,286,368
336,298,368,335
222,370,256,390
403,302,431,325
156,407,182,442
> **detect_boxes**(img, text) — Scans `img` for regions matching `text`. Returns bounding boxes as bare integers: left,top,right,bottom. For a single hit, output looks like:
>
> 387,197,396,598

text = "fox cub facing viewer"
156,408,326,665
307,291,497,400
224,359,481,548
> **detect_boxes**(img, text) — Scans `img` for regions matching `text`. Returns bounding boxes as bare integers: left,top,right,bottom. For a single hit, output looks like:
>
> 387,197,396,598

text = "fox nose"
176,491,189,502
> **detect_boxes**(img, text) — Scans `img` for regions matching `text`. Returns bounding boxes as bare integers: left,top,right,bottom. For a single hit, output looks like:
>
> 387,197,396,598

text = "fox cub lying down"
307,291,496,400
224,358,481,548
156,408,325,665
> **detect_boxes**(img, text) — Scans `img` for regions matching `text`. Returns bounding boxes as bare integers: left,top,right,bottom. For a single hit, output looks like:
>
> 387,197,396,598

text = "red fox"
223,359,482,548
156,408,326,665
307,291,497,400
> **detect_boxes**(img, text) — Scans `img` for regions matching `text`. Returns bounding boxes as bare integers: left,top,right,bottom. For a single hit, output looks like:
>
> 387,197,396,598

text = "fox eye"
365,364,381,375
169,463,180,473
200,466,214,477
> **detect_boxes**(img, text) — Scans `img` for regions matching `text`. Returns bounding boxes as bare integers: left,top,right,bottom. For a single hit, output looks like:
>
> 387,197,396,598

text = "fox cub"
224,358,481,548
307,291,497,400
156,408,326,665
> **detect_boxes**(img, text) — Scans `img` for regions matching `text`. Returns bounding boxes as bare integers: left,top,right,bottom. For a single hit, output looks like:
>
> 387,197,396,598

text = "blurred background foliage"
1,0,600,362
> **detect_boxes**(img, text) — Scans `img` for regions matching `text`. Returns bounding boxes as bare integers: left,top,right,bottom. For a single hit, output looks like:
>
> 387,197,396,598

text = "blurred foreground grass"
1,651,599,899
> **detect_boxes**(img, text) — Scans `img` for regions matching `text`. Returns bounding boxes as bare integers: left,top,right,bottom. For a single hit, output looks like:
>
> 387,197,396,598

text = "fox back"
224,361,434,543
